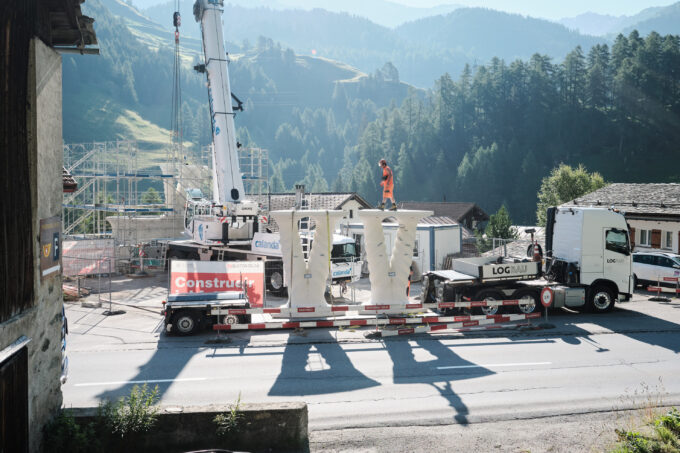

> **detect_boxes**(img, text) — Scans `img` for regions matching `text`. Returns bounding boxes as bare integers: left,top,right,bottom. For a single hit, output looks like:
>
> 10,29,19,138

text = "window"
664,231,673,250
634,254,655,265
659,256,679,268
639,229,651,246
349,209,354,219
606,229,629,255
413,239,419,257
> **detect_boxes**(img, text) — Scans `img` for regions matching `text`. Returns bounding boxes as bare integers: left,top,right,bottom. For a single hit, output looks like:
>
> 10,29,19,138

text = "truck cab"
546,206,633,307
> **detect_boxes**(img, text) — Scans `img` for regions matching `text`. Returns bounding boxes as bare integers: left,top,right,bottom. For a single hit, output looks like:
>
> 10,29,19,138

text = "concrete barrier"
68,402,308,452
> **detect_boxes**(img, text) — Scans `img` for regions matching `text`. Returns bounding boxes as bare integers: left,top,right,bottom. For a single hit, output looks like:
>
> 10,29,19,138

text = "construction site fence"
62,256,113,306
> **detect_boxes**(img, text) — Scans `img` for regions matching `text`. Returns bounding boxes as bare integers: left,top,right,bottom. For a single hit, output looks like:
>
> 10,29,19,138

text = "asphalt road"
63,275,680,434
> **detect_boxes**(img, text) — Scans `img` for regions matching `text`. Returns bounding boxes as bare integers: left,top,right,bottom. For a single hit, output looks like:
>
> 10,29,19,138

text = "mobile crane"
163,0,361,295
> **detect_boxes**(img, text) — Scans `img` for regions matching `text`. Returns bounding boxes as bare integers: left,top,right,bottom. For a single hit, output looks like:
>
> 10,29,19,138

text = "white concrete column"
270,210,344,315
358,210,432,305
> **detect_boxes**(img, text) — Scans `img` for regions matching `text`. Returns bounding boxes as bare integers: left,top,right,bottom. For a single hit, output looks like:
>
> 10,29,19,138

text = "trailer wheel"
474,290,504,315
589,285,615,313
172,310,199,335
513,289,540,314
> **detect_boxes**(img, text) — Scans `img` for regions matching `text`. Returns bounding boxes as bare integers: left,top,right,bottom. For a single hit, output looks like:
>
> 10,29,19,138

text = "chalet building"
0,1,97,451
565,183,680,254
397,201,489,230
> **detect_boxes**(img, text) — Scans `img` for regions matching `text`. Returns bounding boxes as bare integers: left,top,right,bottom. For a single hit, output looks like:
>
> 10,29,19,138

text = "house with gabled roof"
564,183,680,254
397,201,489,230
250,192,372,232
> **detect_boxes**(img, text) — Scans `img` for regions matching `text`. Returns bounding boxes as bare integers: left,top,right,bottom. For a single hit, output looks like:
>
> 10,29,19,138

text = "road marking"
74,377,207,387
436,361,552,370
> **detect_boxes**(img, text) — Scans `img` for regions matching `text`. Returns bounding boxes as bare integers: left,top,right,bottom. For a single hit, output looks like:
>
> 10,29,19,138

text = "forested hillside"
143,0,603,88
65,0,413,173
338,31,680,222
64,0,680,225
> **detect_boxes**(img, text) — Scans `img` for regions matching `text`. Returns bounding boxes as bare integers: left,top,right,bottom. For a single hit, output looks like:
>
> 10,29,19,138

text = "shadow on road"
268,331,380,396
382,336,493,425
94,340,197,403
529,303,680,354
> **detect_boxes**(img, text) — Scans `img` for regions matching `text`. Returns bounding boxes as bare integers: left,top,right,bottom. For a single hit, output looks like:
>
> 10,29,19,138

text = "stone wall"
0,37,65,452
70,402,309,452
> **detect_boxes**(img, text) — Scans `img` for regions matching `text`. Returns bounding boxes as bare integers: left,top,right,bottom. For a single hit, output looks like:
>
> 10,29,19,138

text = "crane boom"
193,0,244,204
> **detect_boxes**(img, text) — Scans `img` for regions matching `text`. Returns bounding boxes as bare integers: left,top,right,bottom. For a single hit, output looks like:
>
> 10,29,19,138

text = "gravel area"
310,408,672,453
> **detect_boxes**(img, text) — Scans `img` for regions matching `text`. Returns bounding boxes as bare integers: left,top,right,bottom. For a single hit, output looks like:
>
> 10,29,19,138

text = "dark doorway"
1,345,29,453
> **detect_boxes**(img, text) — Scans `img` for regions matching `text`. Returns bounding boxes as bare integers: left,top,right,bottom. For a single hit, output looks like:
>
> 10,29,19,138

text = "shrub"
43,409,99,453
214,393,244,436
99,383,160,439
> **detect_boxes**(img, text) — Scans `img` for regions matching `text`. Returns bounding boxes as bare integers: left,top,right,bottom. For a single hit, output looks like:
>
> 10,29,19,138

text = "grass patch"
610,408,680,452
214,392,244,436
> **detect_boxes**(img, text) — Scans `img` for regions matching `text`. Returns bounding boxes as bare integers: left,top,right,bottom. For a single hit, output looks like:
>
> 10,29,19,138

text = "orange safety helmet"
378,158,387,167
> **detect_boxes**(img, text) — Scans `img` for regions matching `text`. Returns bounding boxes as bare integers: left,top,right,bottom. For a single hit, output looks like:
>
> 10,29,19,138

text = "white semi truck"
421,207,634,315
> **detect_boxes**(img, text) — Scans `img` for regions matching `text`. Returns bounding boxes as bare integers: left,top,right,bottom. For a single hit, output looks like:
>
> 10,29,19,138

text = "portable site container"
345,221,462,275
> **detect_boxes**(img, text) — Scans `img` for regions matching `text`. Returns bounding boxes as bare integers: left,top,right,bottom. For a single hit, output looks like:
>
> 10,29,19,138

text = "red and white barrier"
380,314,541,337
647,276,680,295
646,286,680,294
212,312,540,332
210,299,525,317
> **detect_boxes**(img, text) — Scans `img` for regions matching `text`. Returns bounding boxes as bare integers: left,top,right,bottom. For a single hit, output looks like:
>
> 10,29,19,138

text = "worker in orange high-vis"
378,158,397,211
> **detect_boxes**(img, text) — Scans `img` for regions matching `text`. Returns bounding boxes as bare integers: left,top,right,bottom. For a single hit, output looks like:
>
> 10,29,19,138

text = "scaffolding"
62,140,176,243
200,145,269,200
63,141,269,246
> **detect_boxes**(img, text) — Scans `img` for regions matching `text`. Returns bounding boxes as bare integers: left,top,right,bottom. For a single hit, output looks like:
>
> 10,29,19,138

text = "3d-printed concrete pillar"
358,210,432,305
270,210,344,314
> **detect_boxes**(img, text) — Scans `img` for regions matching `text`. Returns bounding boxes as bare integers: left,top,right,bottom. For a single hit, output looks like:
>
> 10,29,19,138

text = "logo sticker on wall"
198,224,204,241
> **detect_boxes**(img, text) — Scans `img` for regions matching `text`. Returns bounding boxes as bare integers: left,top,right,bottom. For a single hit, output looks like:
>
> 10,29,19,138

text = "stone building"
0,1,97,451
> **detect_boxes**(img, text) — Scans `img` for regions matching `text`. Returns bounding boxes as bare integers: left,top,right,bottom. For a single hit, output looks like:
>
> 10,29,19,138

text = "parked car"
632,251,680,288
60,304,68,385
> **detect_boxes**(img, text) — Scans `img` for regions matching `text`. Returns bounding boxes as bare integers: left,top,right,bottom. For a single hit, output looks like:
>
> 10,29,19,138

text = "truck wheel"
513,289,540,314
475,290,504,315
268,270,288,296
166,249,185,269
172,310,199,335
589,286,615,313
167,250,186,260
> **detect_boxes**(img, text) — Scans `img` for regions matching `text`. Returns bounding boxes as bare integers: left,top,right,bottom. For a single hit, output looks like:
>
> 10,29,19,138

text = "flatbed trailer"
421,207,635,316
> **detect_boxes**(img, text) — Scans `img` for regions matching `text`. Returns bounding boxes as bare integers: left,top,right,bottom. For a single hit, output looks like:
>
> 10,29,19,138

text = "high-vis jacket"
381,165,394,195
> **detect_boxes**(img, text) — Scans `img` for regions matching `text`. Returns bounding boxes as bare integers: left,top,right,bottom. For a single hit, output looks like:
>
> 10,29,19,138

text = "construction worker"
378,158,397,210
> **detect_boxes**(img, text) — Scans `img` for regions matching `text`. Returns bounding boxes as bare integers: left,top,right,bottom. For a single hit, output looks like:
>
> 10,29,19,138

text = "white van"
632,251,680,287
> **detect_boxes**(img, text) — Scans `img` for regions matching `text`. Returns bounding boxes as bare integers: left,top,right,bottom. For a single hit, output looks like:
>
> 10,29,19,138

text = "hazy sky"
391,0,679,20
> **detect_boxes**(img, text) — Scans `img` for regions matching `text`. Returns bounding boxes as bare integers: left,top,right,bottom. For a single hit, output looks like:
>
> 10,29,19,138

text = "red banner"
170,260,265,307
